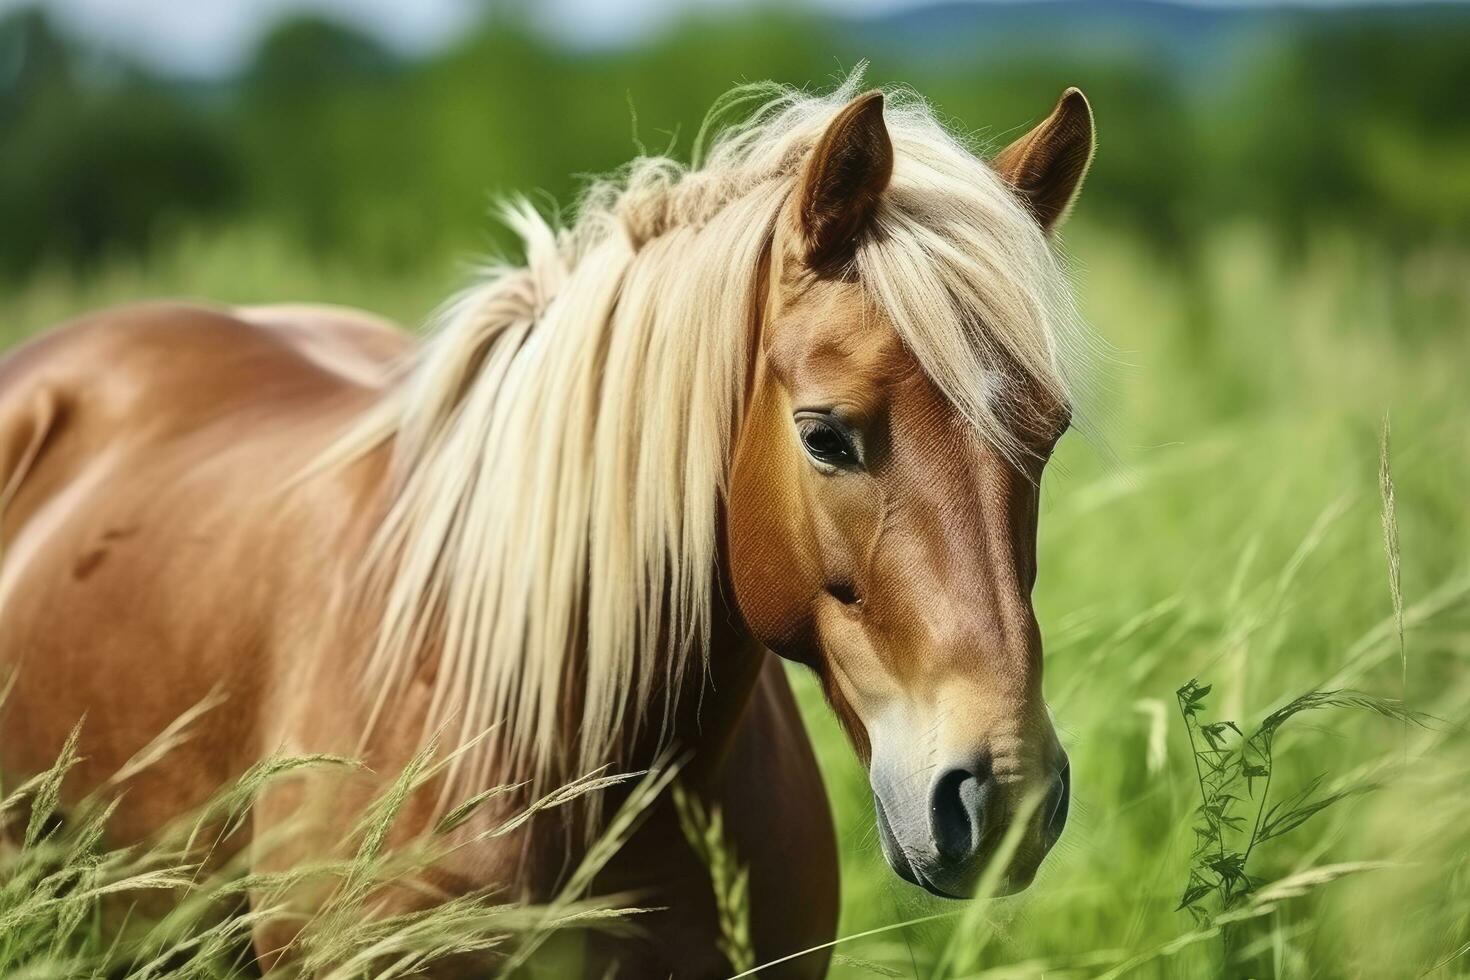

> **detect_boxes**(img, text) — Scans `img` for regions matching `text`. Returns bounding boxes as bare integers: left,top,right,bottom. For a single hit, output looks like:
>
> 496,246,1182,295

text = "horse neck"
339,225,780,799
647,245,783,785
659,581,767,786
652,260,783,784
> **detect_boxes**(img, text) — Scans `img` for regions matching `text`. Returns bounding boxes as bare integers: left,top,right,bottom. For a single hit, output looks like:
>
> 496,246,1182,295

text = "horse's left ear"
993,87,1095,232
799,90,894,269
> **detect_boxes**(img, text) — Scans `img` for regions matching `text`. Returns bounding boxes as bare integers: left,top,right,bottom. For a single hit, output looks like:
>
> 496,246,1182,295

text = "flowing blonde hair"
329,71,1095,799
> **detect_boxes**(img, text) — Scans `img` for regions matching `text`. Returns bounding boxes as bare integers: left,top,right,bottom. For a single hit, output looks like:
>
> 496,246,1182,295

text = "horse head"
727,88,1094,898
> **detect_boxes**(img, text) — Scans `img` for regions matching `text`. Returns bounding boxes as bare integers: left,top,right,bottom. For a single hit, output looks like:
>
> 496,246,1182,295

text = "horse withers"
0,79,1096,976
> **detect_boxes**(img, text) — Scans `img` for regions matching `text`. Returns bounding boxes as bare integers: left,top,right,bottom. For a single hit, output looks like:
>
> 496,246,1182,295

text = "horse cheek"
726,448,823,665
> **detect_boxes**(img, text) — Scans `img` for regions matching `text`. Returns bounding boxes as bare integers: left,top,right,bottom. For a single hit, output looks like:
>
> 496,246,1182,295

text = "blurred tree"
1213,12,1470,249
3,2,1469,282
242,15,397,101
0,7,72,127
0,8,241,277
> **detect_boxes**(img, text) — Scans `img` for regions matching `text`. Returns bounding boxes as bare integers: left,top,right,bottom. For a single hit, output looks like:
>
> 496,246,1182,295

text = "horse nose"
929,759,996,863
1042,757,1071,850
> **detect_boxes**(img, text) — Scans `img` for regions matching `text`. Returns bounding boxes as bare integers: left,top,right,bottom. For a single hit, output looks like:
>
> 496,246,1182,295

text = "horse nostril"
1043,759,1071,849
929,762,994,863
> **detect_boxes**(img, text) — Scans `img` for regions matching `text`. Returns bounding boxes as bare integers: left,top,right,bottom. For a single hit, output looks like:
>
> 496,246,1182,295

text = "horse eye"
795,414,859,470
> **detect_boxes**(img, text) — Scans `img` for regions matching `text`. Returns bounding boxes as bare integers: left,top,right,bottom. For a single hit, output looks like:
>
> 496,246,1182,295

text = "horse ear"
992,87,1095,232
798,90,893,270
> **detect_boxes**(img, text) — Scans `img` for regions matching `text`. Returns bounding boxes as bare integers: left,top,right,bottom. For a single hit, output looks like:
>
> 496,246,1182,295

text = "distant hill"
839,0,1470,79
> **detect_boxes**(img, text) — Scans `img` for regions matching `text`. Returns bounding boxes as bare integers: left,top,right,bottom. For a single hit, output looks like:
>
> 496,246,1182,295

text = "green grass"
1,220,1467,977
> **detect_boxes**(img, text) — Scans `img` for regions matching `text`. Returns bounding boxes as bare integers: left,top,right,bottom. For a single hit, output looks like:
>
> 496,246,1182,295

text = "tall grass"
0,706,664,977
1,219,1467,977
673,784,755,975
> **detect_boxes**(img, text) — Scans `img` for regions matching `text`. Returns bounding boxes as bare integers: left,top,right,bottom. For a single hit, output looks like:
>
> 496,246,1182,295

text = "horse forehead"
768,280,915,395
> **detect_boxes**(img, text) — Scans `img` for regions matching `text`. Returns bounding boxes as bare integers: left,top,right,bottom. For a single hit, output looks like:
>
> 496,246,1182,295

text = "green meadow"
2,3,1469,976
3,215,1466,977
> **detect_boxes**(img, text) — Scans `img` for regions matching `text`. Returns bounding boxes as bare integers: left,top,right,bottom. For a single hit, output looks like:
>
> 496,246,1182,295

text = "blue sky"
0,0,1448,77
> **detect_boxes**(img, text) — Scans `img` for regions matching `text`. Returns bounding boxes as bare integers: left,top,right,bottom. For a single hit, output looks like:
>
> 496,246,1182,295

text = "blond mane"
332,73,1095,797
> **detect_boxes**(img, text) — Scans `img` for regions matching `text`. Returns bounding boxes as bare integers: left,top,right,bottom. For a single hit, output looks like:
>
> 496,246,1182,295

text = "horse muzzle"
870,749,1071,899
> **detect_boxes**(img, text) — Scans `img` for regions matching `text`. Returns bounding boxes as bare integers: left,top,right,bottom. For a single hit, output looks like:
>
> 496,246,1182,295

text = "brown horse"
0,78,1095,976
